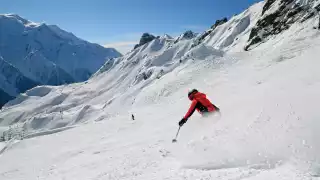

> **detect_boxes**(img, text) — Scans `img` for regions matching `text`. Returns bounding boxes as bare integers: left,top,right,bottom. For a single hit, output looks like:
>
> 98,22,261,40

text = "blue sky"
1,0,261,54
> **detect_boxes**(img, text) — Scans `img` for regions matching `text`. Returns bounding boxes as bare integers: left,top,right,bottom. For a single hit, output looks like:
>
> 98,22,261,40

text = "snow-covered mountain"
193,3,263,51
174,30,198,43
0,56,38,96
0,14,121,107
0,89,13,108
246,0,320,50
1,1,320,179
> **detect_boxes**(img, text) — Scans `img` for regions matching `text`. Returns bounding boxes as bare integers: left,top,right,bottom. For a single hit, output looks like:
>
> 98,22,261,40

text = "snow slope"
1,1,320,179
0,14,121,106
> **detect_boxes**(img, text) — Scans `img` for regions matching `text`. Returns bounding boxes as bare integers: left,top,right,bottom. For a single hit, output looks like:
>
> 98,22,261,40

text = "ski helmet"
188,89,198,100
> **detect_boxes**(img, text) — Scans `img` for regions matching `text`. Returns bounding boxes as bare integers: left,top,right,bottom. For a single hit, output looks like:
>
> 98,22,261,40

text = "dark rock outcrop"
211,17,228,30
181,30,196,39
134,33,156,49
174,30,197,44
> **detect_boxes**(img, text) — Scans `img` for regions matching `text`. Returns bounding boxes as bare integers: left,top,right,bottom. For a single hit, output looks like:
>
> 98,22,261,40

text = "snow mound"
25,86,52,97
3,94,29,107
189,44,224,60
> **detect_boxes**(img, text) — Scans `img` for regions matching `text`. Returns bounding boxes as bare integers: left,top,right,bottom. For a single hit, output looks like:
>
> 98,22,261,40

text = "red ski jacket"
183,92,216,119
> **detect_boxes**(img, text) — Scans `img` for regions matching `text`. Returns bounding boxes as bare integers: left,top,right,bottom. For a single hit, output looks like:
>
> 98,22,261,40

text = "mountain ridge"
0,14,122,107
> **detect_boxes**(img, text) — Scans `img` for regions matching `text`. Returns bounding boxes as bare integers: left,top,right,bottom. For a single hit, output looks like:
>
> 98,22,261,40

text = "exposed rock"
134,33,156,49
211,17,228,30
245,0,320,50
174,30,197,44
181,30,196,39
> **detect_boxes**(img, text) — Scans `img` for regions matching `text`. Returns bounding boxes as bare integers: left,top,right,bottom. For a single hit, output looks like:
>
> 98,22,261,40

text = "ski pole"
172,126,181,143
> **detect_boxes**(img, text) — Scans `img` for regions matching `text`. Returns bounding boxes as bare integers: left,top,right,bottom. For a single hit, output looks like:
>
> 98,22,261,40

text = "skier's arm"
183,100,198,119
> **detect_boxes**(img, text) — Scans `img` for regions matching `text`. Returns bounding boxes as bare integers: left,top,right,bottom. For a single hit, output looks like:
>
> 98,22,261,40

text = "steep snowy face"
191,0,319,51
0,57,38,96
245,0,320,50
194,2,264,51
0,56,39,108
0,14,121,83
0,89,13,108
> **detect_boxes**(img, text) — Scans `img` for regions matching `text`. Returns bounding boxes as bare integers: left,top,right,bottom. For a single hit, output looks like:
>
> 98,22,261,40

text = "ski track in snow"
1,2,320,180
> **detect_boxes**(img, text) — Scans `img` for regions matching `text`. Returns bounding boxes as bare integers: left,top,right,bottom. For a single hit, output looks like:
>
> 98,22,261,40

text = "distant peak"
0,14,40,27
163,34,173,38
174,30,197,43
181,30,196,39
2,13,23,18
134,33,156,49
1,14,29,24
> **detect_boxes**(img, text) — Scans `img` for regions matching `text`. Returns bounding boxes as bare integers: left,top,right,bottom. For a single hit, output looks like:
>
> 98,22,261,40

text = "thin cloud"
102,31,191,54
181,25,207,32
104,41,137,47
103,41,137,54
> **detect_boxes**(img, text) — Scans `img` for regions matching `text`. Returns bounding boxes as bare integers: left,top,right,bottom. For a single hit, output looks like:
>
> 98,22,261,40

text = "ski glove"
179,118,187,126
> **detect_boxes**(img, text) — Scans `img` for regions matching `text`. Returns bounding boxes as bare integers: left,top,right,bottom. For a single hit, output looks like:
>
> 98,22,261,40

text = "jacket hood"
193,92,206,99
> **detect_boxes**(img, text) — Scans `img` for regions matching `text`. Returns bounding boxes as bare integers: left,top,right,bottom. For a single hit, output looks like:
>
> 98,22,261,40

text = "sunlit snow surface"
1,2,320,180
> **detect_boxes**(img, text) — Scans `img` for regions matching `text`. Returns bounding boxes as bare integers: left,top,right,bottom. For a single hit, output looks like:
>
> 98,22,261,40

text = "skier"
179,89,220,126
132,114,135,120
